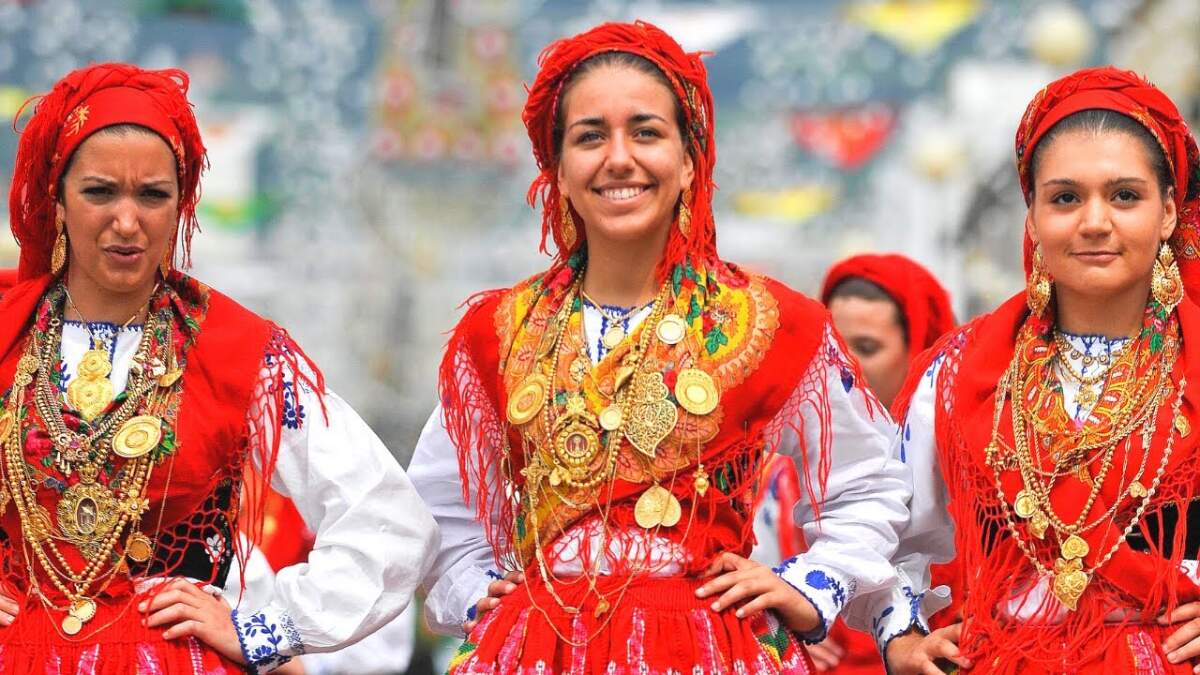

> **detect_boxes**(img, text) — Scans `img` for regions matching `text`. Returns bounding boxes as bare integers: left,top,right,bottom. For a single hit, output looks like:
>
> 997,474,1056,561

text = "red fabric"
450,576,815,675
820,253,956,362
521,21,717,285
9,63,207,280
888,66,1200,673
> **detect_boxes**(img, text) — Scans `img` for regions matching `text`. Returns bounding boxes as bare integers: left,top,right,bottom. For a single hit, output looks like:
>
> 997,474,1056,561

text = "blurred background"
1,0,1198,672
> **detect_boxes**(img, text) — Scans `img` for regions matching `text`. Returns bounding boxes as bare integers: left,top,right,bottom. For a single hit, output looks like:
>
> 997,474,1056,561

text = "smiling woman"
0,63,436,674
409,20,920,675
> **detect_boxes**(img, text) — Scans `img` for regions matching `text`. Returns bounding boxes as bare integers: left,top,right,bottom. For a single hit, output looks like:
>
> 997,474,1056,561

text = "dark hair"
551,51,689,158
57,123,178,200
1029,109,1177,200
827,277,907,343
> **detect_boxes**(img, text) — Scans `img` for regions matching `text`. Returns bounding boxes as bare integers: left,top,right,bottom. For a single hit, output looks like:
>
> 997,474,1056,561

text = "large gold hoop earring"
1027,246,1052,316
51,214,67,276
1152,241,1184,312
559,195,577,251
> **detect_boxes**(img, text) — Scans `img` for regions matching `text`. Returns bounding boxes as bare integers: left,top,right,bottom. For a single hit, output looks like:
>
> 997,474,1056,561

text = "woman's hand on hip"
696,552,820,635
464,571,524,634
140,578,244,665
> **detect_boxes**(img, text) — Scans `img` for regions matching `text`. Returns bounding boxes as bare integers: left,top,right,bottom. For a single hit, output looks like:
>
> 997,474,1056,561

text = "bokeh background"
2,0,1199,671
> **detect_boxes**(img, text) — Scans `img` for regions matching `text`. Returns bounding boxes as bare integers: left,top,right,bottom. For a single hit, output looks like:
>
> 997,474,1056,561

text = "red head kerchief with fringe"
9,62,207,280
522,20,717,282
820,253,956,363
892,66,1200,673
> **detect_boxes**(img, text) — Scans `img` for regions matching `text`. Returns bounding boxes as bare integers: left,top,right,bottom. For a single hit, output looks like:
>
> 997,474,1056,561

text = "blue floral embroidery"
839,367,854,392
234,608,293,671
900,422,912,463
281,380,305,430
804,569,847,608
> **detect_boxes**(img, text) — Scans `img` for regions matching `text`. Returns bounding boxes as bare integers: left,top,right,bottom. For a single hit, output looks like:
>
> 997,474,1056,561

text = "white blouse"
57,321,438,674
409,304,916,649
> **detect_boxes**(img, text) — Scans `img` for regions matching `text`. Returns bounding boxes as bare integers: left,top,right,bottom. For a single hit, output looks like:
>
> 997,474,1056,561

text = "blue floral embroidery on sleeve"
873,606,895,638
281,379,305,430
233,608,294,673
900,422,911,464
804,569,847,608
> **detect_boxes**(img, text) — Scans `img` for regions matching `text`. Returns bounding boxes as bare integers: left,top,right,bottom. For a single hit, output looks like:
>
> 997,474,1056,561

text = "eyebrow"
566,112,668,132
1039,176,1150,189
79,175,175,188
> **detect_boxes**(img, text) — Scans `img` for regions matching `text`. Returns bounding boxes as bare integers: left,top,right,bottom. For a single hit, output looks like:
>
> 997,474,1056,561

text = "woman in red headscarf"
409,21,918,674
821,254,956,411
0,63,436,673
884,66,1200,674
757,254,955,674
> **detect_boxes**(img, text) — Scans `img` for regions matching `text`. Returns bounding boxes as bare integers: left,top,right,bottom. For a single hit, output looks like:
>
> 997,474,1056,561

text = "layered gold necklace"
503,275,721,643
0,287,180,637
985,311,1182,611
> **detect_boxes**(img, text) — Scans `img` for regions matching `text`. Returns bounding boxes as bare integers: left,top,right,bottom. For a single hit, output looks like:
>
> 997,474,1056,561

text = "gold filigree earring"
1152,241,1183,312
677,189,692,238
160,242,173,278
1027,246,1052,316
51,214,67,276
559,195,577,251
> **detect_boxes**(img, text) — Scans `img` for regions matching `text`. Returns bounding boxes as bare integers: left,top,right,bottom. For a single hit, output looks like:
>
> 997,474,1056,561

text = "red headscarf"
897,67,1200,672
820,253,956,362
1015,66,1200,298
9,63,207,280
522,21,717,281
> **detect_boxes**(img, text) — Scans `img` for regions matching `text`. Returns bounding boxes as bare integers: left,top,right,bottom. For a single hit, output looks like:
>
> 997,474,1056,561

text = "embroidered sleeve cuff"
774,558,854,643
871,583,951,662
233,606,305,674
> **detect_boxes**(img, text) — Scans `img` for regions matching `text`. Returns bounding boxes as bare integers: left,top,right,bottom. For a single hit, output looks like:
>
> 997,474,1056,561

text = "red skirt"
448,576,815,675
0,592,240,674
968,623,1191,675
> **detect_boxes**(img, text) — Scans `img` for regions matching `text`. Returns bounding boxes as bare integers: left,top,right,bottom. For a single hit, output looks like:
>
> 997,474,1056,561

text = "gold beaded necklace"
0,287,178,637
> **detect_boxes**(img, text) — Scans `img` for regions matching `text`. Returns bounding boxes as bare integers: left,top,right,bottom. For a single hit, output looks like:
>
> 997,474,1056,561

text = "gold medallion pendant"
598,405,623,431
656,314,687,345
674,368,719,416
507,374,548,426
1060,533,1090,561
554,420,601,481
125,532,154,563
624,372,678,458
1013,489,1037,519
61,614,83,635
70,597,96,622
602,323,626,350
112,416,162,459
57,468,121,560
634,484,682,528
1028,510,1049,539
67,349,115,422
1128,481,1149,499
1052,558,1090,611
1175,414,1191,438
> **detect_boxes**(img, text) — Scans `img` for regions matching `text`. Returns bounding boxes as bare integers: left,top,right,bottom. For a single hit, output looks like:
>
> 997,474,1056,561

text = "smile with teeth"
597,185,649,201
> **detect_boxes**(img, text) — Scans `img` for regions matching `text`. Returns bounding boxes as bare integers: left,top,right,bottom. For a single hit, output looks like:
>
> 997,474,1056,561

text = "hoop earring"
50,214,67,276
559,195,577,251
1152,241,1183,312
1026,246,1052,316
677,189,692,238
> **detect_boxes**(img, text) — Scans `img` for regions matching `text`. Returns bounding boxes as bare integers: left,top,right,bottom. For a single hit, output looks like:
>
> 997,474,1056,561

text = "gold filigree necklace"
62,287,149,423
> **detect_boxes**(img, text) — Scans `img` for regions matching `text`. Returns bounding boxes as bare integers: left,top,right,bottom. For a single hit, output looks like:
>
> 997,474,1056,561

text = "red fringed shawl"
439,257,854,578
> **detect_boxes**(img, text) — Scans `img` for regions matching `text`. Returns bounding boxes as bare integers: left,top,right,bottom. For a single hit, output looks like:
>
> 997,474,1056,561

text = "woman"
769,253,955,674
0,63,436,673
411,21,921,674
886,67,1200,674
821,254,956,411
